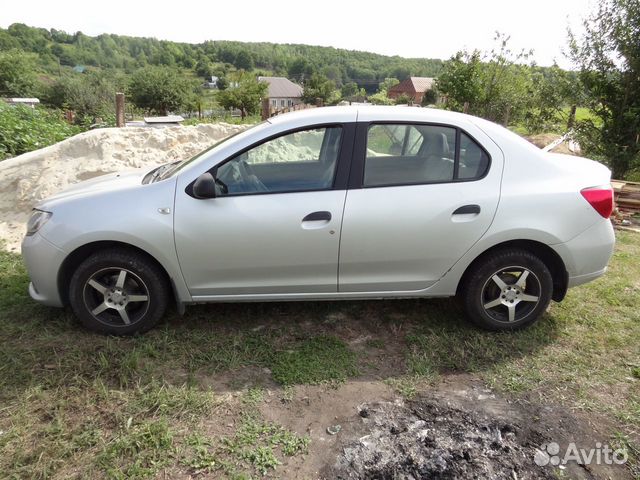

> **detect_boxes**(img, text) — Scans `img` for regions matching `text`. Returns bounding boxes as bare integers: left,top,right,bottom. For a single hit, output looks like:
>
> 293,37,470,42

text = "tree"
569,0,640,179
436,51,483,111
0,49,40,97
302,73,337,105
379,78,400,92
216,74,267,119
45,72,120,124
367,78,398,105
523,66,575,133
341,82,359,98
394,93,412,105
287,58,314,80
128,66,196,115
234,50,254,70
195,59,213,79
436,34,535,125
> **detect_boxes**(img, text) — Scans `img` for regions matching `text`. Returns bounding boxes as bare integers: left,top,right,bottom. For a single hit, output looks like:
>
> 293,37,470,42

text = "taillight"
580,186,614,218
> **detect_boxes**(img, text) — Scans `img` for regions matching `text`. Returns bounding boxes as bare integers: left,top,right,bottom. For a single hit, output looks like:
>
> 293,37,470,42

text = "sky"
0,0,596,68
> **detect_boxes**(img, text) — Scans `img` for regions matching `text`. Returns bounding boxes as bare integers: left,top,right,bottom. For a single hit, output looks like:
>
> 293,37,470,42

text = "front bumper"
21,233,66,307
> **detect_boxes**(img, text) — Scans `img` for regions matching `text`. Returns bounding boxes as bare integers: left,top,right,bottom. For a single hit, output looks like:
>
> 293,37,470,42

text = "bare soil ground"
250,378,629,479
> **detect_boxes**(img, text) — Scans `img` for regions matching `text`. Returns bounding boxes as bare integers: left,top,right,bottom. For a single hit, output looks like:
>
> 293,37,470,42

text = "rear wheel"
69,249,170,335
461,249,553,330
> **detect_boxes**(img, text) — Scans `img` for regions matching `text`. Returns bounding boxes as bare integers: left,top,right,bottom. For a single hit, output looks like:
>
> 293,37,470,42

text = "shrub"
0,103,82,160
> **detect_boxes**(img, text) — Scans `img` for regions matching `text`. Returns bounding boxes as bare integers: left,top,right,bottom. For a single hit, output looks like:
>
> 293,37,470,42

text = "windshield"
156,122,267,181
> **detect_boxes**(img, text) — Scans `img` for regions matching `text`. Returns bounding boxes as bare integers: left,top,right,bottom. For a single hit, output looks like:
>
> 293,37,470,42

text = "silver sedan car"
22,106,615,335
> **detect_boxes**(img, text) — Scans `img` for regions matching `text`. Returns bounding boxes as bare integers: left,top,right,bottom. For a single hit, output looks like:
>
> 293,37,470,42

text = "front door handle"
452,204,481,215
302,211,332,222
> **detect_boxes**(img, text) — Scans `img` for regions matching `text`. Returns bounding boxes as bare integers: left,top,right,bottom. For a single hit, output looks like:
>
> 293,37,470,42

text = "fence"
261,98,320,121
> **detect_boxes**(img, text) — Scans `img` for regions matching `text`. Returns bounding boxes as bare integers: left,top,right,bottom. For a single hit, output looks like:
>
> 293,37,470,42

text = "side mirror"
192,172,217,199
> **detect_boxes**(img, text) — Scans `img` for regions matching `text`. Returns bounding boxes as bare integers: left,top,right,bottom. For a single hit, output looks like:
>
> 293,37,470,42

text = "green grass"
510,106,603,136
0,232,638,477
271,335,359,385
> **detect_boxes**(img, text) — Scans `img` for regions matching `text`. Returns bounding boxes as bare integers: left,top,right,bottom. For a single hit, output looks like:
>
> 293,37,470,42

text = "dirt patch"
331,398,551,479
321,379,630,480
254,376,631,480
525,133,579,156
258,381,395,478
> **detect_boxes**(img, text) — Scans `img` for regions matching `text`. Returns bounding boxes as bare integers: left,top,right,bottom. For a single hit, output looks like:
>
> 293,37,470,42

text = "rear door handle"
452,204,481,215
302,211,332,222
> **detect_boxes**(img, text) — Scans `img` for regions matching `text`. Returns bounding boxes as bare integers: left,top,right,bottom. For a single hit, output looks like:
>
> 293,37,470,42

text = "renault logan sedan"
22,106,615,335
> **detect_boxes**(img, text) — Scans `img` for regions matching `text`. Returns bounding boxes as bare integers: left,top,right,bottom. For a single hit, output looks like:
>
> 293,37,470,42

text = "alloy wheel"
480,266,541,323
82,267,150,327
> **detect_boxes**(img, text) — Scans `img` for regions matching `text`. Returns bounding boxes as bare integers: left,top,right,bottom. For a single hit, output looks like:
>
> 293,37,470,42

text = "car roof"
267,105,478,129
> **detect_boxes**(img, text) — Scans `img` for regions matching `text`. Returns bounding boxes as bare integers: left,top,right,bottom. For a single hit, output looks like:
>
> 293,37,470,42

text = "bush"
44,72,121,126
128,66,197,115
0,103,82,160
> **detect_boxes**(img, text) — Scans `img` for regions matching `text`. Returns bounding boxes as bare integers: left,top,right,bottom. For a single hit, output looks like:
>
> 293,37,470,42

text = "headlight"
26,210,52,236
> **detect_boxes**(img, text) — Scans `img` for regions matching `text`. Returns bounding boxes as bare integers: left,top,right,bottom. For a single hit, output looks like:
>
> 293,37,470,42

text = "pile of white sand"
0,123,249,252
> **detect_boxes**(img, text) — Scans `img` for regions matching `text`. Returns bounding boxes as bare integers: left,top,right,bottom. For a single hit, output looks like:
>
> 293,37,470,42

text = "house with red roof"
387,77,435,104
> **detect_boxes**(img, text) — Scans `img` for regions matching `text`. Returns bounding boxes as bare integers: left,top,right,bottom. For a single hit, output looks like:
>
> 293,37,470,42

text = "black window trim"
185,122,356,198
348,121,492,190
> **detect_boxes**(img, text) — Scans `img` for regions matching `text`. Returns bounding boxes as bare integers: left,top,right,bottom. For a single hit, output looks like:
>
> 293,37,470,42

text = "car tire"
461,248,553,331
68,249,170,335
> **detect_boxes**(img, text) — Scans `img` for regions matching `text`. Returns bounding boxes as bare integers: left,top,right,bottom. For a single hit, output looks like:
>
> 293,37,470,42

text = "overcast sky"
1,0,596,68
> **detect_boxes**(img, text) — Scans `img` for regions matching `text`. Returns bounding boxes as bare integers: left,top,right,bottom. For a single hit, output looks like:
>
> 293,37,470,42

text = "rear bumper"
551,220,615,289
21,233,66,307
567,267,608,288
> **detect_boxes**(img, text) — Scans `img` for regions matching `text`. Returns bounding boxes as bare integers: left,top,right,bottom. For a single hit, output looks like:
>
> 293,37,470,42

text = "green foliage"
234,50,254,71
569,0,640,179
368,91,394,105
128,66,197,115
435,51,483,111
287,57,314,79
394,93,412,105
379,77,400,92
301,73,338,105
96,419,174,478
0,103,81,160
522,66,577,133
271,335,358,385
216,73,267,119
44,71,122,125
421,87,438,106
437,34,548,126
368,78,399,105
340,82,366,101
0,49,40,97
340,82,359,98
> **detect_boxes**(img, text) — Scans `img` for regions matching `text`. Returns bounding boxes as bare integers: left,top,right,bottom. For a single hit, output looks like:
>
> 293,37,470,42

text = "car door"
174,124,354,297
338,121,504,292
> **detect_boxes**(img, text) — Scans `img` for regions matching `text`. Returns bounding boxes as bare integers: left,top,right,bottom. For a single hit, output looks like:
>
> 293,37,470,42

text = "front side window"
215,127,342,195
363,123,488,187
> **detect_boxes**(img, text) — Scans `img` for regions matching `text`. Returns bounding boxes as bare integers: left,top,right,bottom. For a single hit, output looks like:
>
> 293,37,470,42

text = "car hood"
35,168,150,210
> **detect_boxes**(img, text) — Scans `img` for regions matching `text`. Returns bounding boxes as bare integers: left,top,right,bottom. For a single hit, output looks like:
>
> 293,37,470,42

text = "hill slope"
0,23,444,87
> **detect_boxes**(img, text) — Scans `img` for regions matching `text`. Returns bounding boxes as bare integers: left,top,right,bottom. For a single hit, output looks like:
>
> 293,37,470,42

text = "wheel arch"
456,239,568,302
57,240,181,308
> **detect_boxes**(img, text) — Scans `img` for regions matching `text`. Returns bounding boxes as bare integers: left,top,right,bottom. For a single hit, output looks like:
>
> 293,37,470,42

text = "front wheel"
69,249,170,335
461,249,553,330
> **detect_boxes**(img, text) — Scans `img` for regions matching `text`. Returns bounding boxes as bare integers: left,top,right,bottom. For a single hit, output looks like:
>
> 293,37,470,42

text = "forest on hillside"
0,23,444,88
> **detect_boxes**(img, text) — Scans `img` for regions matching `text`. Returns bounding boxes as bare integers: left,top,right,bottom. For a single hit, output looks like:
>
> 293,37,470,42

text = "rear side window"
459,132,490,179
363,123,488,187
